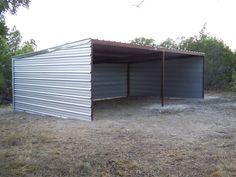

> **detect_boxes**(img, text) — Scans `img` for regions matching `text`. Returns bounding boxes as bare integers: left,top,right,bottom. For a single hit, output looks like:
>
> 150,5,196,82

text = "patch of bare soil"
0,92,236,177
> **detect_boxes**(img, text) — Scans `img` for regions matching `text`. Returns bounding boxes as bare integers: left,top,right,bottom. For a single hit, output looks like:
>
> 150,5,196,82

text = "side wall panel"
130,57,203,98
165,57,203,98
13,39,92,121
92,64,127,100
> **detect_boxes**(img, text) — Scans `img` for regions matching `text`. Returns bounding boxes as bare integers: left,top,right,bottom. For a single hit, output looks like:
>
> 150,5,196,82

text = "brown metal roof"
13,38,205,62
91,39,205,56
91,39,204,64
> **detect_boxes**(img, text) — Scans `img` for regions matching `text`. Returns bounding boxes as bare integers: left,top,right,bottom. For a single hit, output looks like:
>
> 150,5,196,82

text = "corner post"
127,63,130,97
90,40,94,121
12,58,15,111
202,55,205,99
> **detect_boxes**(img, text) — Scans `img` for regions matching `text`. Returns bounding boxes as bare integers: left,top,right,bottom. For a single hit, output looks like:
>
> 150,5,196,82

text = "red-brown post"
202,55,205,99
161,51,165,107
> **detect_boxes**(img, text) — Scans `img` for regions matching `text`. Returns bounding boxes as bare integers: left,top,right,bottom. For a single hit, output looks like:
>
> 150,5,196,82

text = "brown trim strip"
127,63,130,97
161,51,165,107
202,56,205,98
92,39,205,56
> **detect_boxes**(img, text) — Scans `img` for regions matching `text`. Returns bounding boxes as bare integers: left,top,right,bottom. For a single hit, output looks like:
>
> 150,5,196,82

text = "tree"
0,28,36,103
0,0,34,103
0,0,31,37
0,15,8,36
178,26,236,90
159,38,178,49
6,26,36,55
137,24,236,90
0,0,31,36
16,39,36,55
8,26,22,53
130,37,156,47
0,0,31,15
0,36,10,103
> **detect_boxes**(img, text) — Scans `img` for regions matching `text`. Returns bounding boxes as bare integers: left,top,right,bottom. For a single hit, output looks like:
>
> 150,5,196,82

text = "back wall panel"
165,57,203,98
130,61,161,96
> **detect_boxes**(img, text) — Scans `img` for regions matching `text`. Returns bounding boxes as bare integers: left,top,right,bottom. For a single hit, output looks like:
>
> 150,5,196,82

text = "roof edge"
13,38,205,59
13,38,92,59
91,39,205,56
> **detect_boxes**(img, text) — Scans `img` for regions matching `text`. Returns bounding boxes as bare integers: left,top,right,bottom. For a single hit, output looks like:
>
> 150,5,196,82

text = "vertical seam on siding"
90,40,94,121
202,56,205,98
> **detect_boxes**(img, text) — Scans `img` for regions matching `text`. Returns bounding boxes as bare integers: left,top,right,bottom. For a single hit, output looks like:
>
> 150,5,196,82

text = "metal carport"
12,38,204,121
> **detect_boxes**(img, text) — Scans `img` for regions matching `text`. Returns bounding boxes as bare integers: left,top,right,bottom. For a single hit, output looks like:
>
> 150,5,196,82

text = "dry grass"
0,92,236,176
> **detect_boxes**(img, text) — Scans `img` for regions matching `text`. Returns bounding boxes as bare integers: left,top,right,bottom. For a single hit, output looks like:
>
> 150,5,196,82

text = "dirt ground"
0,92,236,177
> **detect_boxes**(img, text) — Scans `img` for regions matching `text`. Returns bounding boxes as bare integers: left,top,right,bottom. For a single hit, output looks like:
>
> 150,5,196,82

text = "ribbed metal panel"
165,57,203,98
130,61,161,96
92,64,127,99
12,39,92,121
130,57,203,98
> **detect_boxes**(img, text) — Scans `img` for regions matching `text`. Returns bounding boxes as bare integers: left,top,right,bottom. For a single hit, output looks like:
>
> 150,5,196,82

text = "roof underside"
91,39,204,64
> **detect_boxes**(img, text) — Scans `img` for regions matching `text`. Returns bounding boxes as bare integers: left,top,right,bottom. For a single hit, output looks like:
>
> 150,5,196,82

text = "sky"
5,0,236,50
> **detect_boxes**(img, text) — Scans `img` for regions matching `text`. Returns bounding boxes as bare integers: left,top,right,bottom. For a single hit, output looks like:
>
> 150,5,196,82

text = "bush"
231,71,236,92
159,25,236,90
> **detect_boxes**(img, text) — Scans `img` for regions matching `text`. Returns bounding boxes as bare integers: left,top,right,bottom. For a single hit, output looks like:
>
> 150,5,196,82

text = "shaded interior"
91,40,204,101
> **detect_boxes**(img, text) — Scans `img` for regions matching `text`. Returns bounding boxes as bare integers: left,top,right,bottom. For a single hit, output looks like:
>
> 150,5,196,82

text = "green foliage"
0,0,31,15
130,37,156,47
0,0,34,103
159,38,178,49
8,26,22,53
231,71,236,92
232,71,236,81
15,39,37,55
0,36,9,89
6,26,37,56
157,25,236,90
0,36,10,102
0,28,36,103
179,27,235,90
0,15,8,36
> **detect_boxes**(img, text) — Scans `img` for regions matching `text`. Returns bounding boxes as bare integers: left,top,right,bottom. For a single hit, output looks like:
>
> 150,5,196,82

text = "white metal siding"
92,64,127,100
12,39,92,121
